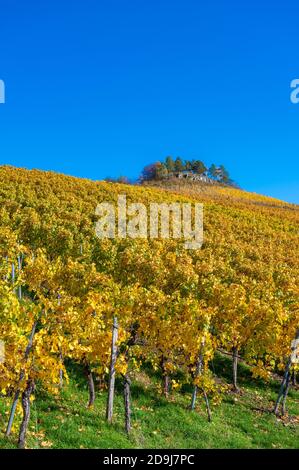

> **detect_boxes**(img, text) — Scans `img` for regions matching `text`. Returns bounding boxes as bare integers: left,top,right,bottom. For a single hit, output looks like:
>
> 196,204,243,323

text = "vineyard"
0,165,298,449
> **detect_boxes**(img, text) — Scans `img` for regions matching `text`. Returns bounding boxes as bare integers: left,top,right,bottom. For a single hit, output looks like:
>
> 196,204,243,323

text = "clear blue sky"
0,1,298,203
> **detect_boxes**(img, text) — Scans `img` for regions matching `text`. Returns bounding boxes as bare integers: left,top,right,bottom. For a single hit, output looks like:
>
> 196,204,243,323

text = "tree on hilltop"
174,157,185,172
140,162,168,182
208,164,217,179
165,156,175,172
192,160,207,175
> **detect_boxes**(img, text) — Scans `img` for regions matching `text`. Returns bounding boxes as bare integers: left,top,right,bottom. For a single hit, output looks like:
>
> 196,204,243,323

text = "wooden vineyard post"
123,373,131,434
232,346,240,393
161,357,170,398
190,336,212,421
85,363,96,408
17,254,22,300
11,262,15,289
191,337,205,410
106,316,118,423
274,330,299,416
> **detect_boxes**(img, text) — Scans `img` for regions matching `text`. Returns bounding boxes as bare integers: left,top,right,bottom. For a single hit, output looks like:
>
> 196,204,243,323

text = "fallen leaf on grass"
40,440,53,448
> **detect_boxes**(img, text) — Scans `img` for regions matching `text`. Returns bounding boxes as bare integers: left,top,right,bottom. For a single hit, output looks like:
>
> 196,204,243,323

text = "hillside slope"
1,356,298,449
0,165,298,449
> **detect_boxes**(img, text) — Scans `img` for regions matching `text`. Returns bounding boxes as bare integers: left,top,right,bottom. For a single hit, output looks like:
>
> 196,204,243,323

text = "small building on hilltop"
168,170,214,184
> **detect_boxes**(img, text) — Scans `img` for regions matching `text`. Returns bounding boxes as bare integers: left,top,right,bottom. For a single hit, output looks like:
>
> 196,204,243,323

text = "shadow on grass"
212,352,281,394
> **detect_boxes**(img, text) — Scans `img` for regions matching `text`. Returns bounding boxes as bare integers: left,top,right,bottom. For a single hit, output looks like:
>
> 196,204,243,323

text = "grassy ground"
0,355,298,449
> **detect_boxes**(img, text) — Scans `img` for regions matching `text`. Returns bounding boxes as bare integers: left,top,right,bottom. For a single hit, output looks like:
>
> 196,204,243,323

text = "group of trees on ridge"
140,156,236,185
105,156,238,187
